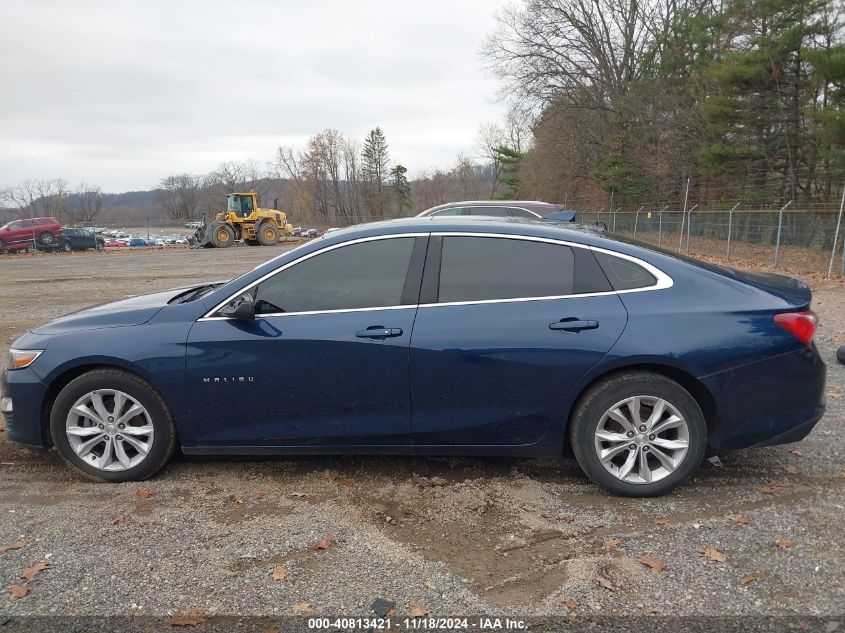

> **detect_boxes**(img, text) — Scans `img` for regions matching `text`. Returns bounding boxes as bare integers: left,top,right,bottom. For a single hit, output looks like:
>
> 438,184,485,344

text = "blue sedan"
2,218,825,496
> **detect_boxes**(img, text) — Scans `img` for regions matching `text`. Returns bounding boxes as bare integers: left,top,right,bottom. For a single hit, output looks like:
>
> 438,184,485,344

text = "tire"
49,369,177,483
38,231,56,246
210,223,235,248
837,345,845,365
256,222,279,246
568,371,707,497
62,241,72,252
96,241,104,251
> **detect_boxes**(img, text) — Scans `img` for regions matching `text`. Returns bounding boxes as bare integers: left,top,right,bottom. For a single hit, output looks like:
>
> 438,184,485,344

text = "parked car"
0,216,62,252
185,221,203,229
2,218,825,495
103,239,128,248
128,238,149,247
301,228,319,238
416,200,576,221
58,228,105,252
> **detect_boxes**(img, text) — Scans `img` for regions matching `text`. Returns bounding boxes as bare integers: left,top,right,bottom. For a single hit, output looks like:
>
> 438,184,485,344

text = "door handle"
549,319,599,332
355,326,403,340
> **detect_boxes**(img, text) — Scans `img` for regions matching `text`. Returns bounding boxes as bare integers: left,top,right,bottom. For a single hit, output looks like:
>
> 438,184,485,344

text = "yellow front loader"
190,192,294,248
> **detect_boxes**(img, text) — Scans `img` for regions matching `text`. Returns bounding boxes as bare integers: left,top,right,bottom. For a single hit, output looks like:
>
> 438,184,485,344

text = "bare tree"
157,174,203,220
72,185,103,224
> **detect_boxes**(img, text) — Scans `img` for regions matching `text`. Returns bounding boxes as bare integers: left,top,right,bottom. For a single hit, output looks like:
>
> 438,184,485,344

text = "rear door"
409,234,628,447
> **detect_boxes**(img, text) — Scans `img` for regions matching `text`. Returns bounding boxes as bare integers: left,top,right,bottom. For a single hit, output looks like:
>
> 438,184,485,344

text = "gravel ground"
0,245,843,628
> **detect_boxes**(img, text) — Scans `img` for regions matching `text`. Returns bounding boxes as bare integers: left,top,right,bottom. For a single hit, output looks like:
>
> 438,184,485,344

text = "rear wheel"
569,371,706,497
210,223,235,248
62,241,72,252
38,231,56,246
257,222,279,246
49,369,177,482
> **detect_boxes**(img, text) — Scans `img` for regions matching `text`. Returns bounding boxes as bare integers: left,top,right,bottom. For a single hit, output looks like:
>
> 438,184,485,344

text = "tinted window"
507,207,538,218
429,208,463,216
21,220,34,228
466,206,509,217
592,251,656,290
438,237,574,303
254,237,416,314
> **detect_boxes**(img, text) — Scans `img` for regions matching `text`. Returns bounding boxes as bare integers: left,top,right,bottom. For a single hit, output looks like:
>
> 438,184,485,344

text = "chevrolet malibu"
1,218,825,496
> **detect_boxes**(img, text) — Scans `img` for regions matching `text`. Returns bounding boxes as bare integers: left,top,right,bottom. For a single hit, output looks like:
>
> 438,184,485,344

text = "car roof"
420,200,566,215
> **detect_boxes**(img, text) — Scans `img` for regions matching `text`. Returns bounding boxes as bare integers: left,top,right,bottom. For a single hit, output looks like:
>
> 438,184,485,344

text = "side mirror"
219,294,255,321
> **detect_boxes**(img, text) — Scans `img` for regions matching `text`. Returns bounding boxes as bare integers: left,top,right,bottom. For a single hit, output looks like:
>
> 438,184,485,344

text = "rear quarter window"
592,250,657,290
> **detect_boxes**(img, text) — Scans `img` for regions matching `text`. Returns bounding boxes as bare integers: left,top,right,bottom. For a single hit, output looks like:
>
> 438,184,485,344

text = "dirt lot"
0,245,843,625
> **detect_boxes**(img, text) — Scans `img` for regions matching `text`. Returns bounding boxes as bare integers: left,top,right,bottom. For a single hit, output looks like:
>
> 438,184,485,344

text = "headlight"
7,349,43,370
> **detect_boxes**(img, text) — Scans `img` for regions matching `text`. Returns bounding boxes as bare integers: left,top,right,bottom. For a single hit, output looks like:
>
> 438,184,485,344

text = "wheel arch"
563,361,718,453
39,361,171,449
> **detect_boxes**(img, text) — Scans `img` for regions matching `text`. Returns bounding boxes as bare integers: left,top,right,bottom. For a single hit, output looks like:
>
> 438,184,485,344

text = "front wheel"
569,371,707,497
62,241,72,252
49,369,177,482
256,222,279,246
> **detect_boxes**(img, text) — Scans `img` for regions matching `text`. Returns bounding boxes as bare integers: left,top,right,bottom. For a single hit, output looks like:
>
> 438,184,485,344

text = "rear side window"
438,237,574,303
593,250,657,290
507,207,538,218
466,206,509,217
254,237,416,314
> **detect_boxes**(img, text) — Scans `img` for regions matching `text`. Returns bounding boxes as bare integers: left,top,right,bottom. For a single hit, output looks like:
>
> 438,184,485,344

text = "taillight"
773,310,817,346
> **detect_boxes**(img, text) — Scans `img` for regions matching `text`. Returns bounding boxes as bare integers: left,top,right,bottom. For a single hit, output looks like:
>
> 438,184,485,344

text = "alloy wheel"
65,389,154,471
593,395,689,484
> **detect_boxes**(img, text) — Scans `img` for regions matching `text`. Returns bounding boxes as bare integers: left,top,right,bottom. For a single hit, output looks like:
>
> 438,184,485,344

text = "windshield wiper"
169,283,224,304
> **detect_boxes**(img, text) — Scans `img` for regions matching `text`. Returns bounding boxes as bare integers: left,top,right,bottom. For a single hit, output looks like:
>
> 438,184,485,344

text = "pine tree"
491,145,523,197
362,128,390,217
389,164,411,213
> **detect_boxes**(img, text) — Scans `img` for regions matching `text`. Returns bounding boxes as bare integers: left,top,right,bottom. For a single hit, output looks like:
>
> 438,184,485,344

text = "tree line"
483,0,845,209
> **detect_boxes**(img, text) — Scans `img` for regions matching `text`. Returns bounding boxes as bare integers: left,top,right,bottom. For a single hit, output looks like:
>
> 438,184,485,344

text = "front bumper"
1,366,49,450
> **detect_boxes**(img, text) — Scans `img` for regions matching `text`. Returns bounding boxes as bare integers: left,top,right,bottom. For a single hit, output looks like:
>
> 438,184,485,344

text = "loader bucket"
189,220,214,248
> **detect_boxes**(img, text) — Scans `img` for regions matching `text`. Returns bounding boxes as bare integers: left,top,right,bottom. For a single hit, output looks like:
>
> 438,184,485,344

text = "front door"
186,235,427,446
410,235,628,447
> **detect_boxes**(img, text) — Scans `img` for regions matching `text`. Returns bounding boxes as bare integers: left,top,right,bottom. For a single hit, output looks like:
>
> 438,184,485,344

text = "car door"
186,234,428,447
409,234,628,447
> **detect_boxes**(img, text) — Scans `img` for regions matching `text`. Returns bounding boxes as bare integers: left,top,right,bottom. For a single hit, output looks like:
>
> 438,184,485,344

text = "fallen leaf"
789,449,804,456
314,535,334,550
8,584,28,598
637,556,666,573
271,566,288,581
0,539,26,554
137,487,152,499
732,515,750,525
291,601,315,615
594,573,615,591
784,465,798,475
776,539,796,549
654,518,669,526
112,516,125,525
758,485,781,495
602,538,621,549
262,629,280,633
338,479,353,487
289,492,307,498
20,560,51,580
409,600,429,618
252,491,266,500
740,575,758,585
559,598,577,611
233,496,244,505
168,613,206,627
698,547,726,563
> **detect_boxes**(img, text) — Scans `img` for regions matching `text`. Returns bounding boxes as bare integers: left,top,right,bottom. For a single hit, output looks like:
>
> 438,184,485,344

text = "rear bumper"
702,345,826,452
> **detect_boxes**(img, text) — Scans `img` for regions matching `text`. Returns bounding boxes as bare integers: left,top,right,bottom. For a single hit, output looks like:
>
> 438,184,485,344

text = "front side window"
437,236,574,303
429,208,463,217
254,237,416,314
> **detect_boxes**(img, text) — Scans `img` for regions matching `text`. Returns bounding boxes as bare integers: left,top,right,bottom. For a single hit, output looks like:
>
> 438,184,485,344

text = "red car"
0,216,62,253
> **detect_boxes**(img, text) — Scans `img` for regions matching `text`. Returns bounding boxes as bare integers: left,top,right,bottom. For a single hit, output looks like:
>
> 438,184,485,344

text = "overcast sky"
0,0,509,193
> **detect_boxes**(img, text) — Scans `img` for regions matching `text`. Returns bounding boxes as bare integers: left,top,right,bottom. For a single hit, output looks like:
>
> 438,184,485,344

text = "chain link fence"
576,207,845,277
